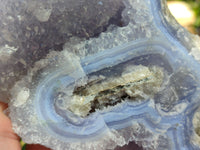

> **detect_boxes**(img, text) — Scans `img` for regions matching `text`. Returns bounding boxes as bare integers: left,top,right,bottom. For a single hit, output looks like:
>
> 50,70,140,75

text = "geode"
1,0,200,150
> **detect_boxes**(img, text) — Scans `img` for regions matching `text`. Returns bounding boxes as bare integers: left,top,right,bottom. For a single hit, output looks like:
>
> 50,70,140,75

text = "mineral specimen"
1,0,200,150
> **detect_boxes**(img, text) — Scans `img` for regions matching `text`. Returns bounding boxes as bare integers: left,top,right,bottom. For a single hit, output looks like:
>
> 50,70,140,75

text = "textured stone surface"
0,0,125,101
2,0,200,150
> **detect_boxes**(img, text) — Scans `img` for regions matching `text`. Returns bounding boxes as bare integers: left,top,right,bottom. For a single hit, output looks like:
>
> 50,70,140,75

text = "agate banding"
1,0,200,150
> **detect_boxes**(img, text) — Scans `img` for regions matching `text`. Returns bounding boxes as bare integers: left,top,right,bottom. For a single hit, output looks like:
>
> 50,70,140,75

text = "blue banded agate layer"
9,0,200,150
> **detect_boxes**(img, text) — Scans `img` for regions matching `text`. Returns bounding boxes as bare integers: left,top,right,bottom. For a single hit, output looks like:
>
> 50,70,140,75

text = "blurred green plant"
192,0,200,32
168,0,200,34
20,139,26,150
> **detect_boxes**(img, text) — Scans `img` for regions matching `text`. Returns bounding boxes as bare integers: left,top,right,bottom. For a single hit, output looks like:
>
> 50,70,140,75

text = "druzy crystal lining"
7,0,200,150
69,65,163,117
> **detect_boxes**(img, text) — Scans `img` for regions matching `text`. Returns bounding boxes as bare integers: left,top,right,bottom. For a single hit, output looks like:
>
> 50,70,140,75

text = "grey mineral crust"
155,68,197,111
0,0,125,101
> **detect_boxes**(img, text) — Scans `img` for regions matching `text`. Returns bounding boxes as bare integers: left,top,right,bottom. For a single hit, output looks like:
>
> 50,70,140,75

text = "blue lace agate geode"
2,0,200,149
